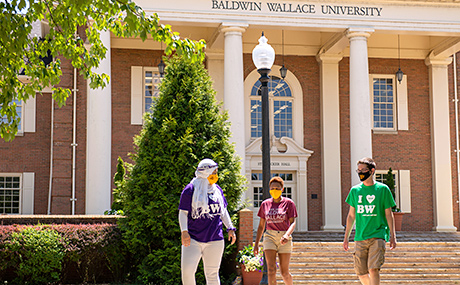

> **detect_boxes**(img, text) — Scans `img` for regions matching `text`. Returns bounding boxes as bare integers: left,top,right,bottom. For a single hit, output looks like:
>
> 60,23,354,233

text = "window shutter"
22,172,34,214
23,96,36,132
399,170,411,213
131,66,143,125
397,74,408,130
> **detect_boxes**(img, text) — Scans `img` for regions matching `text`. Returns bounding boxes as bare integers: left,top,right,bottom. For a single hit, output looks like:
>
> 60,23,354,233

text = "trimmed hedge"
0,223,132,284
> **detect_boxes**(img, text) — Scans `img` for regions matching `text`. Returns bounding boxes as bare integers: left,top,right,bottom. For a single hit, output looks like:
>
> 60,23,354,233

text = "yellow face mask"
207,174,218,185
270,189,282,200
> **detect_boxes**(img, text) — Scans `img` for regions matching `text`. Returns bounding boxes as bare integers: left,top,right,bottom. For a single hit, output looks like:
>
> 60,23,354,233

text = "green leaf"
0,0,205,140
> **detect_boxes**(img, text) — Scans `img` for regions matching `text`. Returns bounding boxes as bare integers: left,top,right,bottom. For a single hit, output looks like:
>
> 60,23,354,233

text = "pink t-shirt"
257,197,298,231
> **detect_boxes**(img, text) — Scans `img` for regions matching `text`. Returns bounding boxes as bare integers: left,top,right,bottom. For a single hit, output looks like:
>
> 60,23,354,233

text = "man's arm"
343,206,356,251
385,208,397,249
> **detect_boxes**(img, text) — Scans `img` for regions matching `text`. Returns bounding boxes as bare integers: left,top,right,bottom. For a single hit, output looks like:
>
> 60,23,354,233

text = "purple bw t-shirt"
257,197,297,231
178,183,228,243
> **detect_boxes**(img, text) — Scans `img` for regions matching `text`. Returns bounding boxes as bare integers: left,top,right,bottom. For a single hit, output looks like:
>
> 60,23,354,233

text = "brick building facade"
1,0,460,232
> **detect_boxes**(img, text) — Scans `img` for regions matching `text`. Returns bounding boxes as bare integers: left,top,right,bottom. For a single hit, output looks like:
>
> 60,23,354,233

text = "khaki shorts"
353,238,386,276
263,230,292,254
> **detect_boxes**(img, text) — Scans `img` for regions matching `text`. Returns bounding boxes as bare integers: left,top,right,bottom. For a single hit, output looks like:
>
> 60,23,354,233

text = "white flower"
241,254,263,272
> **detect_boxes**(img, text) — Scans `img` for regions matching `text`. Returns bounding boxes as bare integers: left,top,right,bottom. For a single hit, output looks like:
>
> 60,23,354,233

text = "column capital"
425,54,452,67
346,27,374,39
220,23,248,35
316,53,343,64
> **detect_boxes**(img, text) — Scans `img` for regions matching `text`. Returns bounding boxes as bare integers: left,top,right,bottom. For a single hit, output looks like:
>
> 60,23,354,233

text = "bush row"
0,223,132,284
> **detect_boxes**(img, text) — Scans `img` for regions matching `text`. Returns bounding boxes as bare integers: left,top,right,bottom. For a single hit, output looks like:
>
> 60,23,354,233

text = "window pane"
274,100,293,138
144,70,161,114
251,76,293,138
373,78,395,129
0,176,21,214
284,187,292,199
253,187,263,207
252,173,262,181
1,99,22,131
250,100,262,138
268,77,291,97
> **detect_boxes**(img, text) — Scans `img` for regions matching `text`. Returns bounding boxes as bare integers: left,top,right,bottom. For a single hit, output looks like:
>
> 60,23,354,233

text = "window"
375,169,412,213
250,76,293,138
131,66,162,125
251,172,294,207
0,175,21,214
370,74,408,132
143,68,161,114
375,170,399,206
372,77,395,130
1,99,23,133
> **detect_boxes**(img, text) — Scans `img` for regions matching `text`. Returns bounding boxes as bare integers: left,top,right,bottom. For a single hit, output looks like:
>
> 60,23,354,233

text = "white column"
297,157,308,231
86,30,112,214
221,23,248,175
425,56,457,232
347,28,374,186
316,53,344,231
206,51,225,104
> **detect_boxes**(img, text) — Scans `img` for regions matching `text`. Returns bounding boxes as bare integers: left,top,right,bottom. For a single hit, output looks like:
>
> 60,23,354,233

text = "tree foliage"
119,55,246,284
0,0,205,141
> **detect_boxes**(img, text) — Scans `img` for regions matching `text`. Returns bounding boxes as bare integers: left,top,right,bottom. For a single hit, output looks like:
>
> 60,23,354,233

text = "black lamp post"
252,32,275,199
252,32,275,285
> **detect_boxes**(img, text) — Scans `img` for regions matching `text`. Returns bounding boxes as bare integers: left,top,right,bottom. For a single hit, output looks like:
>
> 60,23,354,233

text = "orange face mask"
270,189,282,199
207,174,218,185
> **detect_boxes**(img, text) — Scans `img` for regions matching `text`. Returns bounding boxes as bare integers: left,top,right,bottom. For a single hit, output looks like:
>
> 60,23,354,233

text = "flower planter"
242,265,263,285
393,212,404,231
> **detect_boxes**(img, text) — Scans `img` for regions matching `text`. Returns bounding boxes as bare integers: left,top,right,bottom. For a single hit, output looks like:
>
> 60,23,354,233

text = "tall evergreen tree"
120,55,246,284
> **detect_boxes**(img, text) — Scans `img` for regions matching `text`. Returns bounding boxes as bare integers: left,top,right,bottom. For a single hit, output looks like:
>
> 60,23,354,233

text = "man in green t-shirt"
343,157,397,285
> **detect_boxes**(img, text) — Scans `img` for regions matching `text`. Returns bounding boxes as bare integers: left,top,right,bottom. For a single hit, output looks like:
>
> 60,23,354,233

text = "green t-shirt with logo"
345,181,396,242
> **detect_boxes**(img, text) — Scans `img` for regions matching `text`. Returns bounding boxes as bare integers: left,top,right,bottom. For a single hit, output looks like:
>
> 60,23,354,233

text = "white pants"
181,238,225,285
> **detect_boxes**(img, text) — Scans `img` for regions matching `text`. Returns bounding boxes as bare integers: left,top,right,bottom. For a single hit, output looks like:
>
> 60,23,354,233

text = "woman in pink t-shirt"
254,176,298,285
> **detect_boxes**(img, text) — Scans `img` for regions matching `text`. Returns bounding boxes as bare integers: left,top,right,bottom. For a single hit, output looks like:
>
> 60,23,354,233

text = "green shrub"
0,224,131,284
55,223,131,284
120,55,246,284
5,226,66,284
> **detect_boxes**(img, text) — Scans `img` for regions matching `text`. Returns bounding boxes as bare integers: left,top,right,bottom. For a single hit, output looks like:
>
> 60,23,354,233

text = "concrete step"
288,267,460,274
291,231,460,242
289,262,460,268
278,277,460,285
269,240,460,284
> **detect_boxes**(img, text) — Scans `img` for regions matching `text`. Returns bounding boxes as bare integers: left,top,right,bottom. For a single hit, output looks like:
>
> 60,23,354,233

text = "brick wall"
238,208,254,251
340,57,435,231
110,49,163,189
0,92,52,214
370,58,433,231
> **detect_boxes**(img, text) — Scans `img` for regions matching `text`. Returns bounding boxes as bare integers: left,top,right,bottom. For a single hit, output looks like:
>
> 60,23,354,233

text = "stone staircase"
275,231,460,284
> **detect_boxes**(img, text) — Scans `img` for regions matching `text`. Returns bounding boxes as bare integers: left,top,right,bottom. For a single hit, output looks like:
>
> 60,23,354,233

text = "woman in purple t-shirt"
178,159,236,285
254,176,297,285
